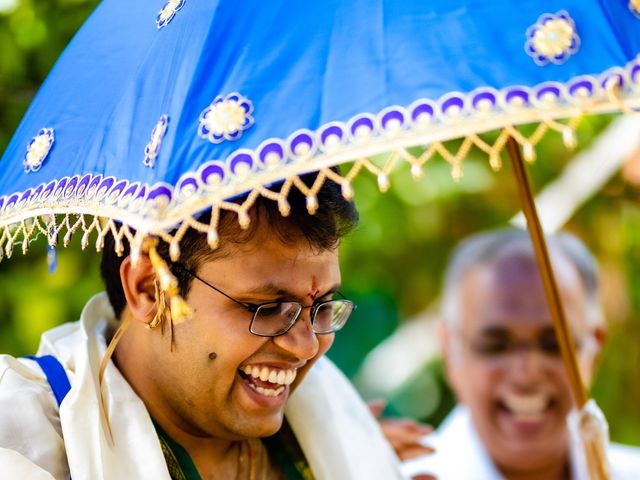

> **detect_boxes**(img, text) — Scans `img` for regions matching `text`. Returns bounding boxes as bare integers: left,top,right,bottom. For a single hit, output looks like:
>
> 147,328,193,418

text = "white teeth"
240,366,298,386
253,385,285,397
503,393,548,416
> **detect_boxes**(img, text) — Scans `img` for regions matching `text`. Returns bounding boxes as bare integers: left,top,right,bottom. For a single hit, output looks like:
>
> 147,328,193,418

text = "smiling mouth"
498,392,554,421
239,365,298,398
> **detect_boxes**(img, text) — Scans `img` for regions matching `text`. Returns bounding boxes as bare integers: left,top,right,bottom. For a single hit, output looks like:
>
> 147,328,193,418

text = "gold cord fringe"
0,110,634,264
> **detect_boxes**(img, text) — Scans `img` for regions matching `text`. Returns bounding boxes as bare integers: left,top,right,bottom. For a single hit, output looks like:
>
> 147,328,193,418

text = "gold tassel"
97,313,132,444
146,238,192,324
147,280,165,329
170,296,192,325
151,279,177,351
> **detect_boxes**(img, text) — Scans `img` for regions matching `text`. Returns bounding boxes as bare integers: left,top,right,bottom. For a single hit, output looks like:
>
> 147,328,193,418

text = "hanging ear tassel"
152,280,176,351
146,238,192,324
97,313,132,445
147,280,165,329
169,296,192,325
168,306,175,352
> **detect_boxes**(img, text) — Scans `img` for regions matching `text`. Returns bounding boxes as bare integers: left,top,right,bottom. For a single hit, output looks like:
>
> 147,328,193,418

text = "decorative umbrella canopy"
1,1,639,478
0,0,638,256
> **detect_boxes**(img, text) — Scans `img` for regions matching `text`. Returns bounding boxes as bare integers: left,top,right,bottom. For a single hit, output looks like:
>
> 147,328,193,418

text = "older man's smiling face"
444,252,599,474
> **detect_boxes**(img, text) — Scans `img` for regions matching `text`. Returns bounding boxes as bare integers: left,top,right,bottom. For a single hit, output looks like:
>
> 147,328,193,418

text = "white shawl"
0,293,402,480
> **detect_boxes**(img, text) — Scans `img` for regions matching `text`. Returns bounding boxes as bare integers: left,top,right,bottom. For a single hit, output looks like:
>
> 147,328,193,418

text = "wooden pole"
506,136,609,480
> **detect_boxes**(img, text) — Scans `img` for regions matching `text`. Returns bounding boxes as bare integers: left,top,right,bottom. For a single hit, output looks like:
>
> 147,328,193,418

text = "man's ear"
593,325,606,350
439,322,465,400
590,325,607,364
120,254,158,325
580,325,607,385
439,323,456,377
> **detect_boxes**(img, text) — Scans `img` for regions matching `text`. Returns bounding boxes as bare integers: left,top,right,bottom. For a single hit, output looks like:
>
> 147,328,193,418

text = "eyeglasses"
458,328,587,362
179,267,356,337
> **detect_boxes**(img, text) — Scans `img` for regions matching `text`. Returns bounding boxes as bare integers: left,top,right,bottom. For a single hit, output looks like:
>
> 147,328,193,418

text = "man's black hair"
100,173,358,318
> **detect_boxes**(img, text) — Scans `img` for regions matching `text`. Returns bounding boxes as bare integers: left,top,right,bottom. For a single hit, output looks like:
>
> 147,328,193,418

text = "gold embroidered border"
0,70,639,263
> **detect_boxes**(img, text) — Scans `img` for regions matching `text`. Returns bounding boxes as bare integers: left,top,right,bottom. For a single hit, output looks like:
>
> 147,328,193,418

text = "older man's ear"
592,326,606,360
438,323,461,393
580,326,607,385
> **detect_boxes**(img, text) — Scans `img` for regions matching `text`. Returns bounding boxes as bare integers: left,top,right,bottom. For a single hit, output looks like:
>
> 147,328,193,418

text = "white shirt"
0,293,403,480
403,405,640,480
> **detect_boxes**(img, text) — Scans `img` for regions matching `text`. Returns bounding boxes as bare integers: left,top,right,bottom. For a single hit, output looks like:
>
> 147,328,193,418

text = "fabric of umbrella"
0,1,639,478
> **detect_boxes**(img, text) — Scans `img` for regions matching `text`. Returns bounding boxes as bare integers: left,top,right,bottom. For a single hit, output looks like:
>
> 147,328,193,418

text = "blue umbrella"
1,0,637,244
1,1,638,477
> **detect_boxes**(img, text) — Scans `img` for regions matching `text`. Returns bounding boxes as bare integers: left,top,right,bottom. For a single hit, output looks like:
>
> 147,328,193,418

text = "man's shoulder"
402,405,504,480
0,319,80,383
0,355,70,478
0,320,82,441
429,405,477,446
0,354,58,417
610,442,640,457
1,353,44,385
608,442,640,478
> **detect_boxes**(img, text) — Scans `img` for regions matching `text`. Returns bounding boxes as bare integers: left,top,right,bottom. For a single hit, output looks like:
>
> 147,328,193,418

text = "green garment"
153,420,313,480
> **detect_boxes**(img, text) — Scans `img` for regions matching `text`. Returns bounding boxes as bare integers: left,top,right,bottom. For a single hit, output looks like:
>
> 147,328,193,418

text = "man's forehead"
218,240,338,265
463,251,580,295
491,253,541,286
462,264,549,313
197,238,340,292
458,256,588,332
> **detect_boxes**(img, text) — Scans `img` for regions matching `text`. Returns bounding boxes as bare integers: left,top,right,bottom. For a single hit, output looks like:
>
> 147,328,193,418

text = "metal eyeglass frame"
177,265,356,337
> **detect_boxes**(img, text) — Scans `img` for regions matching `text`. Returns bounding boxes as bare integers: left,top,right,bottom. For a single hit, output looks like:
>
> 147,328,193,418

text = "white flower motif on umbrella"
525,11,580,66
198,92,254,144
143,115,170,168
157,0,186,30
23,128,55,173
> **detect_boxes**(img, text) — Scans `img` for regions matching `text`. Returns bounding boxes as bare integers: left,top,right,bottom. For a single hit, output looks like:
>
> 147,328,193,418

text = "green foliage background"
1,0,639,447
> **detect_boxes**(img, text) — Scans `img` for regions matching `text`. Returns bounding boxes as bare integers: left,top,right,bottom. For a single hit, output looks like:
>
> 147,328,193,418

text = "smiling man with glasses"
404,228,640,480
0,173,407,479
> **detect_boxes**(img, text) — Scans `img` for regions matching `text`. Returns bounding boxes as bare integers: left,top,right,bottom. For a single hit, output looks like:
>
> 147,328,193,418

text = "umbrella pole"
506,136,609,480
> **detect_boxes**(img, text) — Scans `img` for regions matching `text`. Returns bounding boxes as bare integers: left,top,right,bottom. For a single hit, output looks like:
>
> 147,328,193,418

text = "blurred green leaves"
0,235,102,354
0,0,100,153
